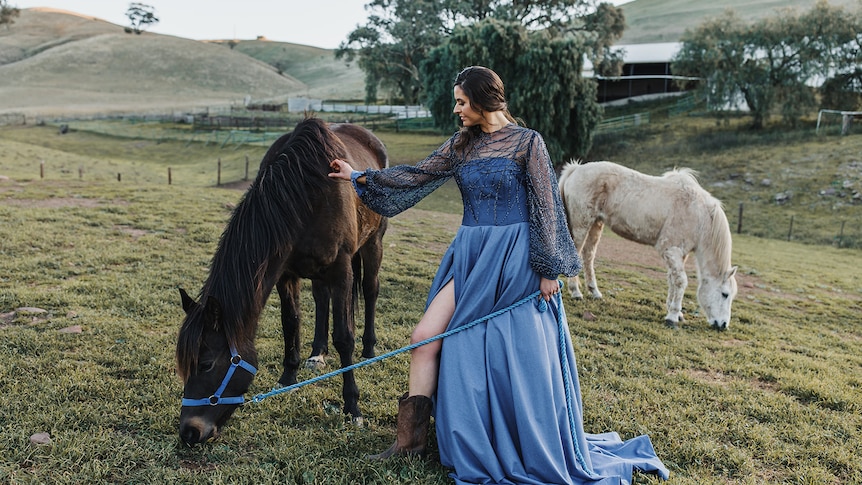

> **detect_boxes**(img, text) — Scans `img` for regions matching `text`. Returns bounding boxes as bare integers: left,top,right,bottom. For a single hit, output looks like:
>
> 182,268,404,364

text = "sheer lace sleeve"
524,131,581,279
355,134,460,217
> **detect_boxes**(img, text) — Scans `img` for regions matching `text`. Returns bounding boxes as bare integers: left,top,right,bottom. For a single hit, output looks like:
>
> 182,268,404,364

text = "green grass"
1,121,862,483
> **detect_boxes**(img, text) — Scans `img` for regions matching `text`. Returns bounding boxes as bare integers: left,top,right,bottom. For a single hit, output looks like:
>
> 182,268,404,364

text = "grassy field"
1,118,861,483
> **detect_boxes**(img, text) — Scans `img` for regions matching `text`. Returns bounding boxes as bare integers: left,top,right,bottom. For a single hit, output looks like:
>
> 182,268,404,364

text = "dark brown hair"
453,66,518,152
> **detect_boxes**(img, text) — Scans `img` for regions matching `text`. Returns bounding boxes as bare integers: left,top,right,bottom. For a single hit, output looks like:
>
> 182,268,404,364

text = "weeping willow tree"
338,1,624,161
421,18,606,164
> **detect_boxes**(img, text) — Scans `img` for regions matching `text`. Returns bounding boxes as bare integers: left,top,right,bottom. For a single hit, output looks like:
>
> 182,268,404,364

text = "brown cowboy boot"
366,392,433,460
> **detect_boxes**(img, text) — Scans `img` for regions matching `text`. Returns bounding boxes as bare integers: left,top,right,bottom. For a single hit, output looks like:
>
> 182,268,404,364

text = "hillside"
221,40,365,101
0,9,362,118
1,2,861,118
619,0,861,44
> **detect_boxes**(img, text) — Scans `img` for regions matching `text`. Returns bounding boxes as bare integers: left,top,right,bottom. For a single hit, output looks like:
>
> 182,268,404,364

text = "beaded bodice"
354,124,580,279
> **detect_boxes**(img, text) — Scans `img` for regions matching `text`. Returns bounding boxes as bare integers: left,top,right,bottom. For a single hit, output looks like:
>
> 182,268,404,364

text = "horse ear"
203,296,223,326
727,266,738,280
179,288,197,314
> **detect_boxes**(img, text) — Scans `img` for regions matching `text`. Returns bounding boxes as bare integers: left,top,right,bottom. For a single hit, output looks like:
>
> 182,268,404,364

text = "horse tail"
558,160,581,234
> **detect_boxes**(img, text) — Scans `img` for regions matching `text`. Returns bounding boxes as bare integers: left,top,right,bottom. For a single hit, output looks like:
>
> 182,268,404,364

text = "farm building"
586,42,699,103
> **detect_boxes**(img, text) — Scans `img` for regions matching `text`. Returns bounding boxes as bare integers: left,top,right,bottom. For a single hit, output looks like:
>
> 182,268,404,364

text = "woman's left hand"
329,158,354,180
540,277,560,301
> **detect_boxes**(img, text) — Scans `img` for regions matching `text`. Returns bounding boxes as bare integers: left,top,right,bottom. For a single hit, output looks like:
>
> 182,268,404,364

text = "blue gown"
353,124,669,485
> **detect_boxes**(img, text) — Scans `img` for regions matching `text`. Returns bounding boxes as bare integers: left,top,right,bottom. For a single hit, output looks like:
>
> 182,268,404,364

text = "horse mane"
659,167,732,273
177,117,347,378
705,198,733,271
663,166,699,184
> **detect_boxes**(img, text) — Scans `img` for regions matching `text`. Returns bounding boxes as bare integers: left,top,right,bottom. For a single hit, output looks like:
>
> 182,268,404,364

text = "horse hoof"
351,415,365,427
305,356,326,371
664,319,679,329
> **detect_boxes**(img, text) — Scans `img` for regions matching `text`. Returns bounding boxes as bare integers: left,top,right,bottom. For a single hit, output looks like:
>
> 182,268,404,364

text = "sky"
14,0,632,50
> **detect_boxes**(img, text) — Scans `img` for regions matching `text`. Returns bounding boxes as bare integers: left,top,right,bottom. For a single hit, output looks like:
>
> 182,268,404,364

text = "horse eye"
197,361,215,373
721,292,729,299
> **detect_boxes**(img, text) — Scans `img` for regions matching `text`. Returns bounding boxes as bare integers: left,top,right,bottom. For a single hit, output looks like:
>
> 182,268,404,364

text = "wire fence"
13,151,861,249
3,97,859,249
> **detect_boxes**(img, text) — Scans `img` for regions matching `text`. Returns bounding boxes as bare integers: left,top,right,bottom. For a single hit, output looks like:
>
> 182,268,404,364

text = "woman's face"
453,85,484,128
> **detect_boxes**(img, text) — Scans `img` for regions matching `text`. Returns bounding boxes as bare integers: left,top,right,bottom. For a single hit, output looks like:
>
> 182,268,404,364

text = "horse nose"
711,320,728,331
180,425,200,445
180,422,212,445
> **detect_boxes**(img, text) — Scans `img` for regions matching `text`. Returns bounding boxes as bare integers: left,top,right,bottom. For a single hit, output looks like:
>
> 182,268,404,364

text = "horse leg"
582,221,604,299
358,228,384,359
306,280,330,371
276,275,302,387
566,221,590,299
661,247,688,328
329,260,362,421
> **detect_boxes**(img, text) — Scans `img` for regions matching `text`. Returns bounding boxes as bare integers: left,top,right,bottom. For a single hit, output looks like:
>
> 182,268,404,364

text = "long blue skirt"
430,223,670,485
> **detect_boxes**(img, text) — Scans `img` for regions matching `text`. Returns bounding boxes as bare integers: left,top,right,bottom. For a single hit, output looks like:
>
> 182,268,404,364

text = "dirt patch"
218,180,253,191
1,196,103,209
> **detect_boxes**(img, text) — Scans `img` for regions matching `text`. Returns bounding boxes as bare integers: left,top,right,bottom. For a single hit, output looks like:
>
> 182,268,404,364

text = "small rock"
774,192,792,204
30,432,52,445
743,282,755,288
17,307,47,314
582,311,596,321
58,325,83,334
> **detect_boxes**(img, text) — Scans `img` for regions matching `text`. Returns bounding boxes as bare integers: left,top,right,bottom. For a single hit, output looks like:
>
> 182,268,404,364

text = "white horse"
558,161,738,330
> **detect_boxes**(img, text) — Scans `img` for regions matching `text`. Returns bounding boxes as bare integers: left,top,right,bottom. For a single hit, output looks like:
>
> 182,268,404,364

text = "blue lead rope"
251,282,560,404
249,280,594,475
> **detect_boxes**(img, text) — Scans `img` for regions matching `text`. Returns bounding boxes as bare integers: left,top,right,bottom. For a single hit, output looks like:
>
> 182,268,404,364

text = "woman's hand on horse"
329,159,354,180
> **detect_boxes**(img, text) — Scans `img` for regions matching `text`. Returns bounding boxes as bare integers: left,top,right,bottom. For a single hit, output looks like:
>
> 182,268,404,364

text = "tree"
0,0,20,30
338,0,624,107
810,2,862,111
672,1,860,128
422,18,604,162
336,0,448,104
124,2,159,35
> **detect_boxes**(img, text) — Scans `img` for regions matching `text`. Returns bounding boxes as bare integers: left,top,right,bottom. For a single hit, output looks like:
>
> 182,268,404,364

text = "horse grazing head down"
176,288,258,445
559,160,741,331
693,201,739,331
696,266,738,331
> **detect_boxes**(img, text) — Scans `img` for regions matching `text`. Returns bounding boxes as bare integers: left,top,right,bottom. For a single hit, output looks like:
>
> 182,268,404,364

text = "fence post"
40,160,44,179
737,203,743,234
244,155,249,181
787,215,794,241
117,173,122,182
217,158,222,186
838,220,845,247
168,167,172,185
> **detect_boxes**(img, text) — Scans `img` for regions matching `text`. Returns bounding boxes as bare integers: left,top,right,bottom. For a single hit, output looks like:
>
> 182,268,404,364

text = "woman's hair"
453,66,519,152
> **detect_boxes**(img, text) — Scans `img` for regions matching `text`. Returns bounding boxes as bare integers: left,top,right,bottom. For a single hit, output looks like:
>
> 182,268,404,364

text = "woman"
329,66,669,484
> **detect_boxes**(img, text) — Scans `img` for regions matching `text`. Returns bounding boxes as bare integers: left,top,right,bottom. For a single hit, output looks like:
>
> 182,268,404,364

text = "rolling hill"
0,8,363,118
0,1,859,118
618,0,860,44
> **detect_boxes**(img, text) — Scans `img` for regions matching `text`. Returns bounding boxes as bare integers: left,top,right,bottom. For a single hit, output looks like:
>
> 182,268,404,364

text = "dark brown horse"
175,117,387,445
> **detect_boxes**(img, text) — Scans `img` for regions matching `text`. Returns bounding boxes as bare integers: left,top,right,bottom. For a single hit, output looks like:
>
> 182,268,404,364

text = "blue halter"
181,346,258,407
